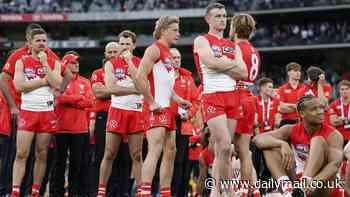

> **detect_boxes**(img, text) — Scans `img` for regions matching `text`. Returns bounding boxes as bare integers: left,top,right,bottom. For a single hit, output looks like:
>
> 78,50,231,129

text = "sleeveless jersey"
21,55,56,111
194,34,237,94
236,40,261,96
290,122,334,174
110,56,143,111
148,41,175,108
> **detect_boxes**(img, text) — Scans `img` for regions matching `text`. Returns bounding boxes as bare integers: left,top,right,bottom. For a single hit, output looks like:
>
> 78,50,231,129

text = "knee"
130,148,142,163
104,148,117,161
35,148,48,161
216,138,232,158
16,149,29,161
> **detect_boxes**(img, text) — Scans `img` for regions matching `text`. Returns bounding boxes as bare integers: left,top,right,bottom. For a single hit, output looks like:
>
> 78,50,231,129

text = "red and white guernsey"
236,40,261,96
194,34,237,94
110,56,143,111
148,41,175,108
290,122,334,175
21,55,57,111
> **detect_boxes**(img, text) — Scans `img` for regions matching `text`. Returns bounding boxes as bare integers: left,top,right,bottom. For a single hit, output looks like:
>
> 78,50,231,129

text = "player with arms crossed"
193,2,247,195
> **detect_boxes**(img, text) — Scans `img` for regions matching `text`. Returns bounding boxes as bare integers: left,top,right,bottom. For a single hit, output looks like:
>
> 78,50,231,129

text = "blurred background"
1,0,350,91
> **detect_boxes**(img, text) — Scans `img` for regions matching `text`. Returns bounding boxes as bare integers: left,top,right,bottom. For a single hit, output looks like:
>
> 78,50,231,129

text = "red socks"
140,183,152,197
31,183,40,197
11,185,20,197
135,185,142,197
160,187,171,197
97,184,106,197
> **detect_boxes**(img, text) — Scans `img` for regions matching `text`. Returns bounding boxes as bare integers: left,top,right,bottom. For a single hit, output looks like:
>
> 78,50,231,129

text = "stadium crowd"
0,0,350,13
1,19,350,55
1,2,350,197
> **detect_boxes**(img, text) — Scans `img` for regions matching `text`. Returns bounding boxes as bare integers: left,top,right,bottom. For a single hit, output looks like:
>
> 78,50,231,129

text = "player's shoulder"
145,43,161,54
9,47,29,60
278,83,289,89
92,68,103,76
324,83,333,90
132,56,141,64
79,76,91,84
13,47,28,55
329,98,340,106
194,34,209,45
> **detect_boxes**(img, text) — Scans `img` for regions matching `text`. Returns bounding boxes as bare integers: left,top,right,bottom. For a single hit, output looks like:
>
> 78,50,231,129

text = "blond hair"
230,13,256,40
153,16,180,40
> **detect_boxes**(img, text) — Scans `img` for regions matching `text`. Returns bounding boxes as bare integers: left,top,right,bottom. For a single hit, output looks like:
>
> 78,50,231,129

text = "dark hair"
297,95,315,113
286,62,301,72
257,77,273,87
205,2,225,16
65,50,80,58
118,30,137,44
338,80,350,89
25,23,42,36
307,66,324,82
29,28,47,40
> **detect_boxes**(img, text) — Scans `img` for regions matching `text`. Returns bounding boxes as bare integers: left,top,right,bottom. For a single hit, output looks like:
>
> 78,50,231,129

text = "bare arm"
317,76,328,107
134,45,159,104
224,45,248,80
0,73,17,111
279,102,297,113
313,131,344,181
274,112,282,129
44,60,62,90
194,36,247,77
104,61,138,96
92,83,110,99
14,60,47,93
252,125,293,149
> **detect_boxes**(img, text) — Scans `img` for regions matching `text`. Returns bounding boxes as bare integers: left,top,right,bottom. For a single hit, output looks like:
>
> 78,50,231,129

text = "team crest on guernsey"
24,68,36,80
163,58,173,72
114,68,126,80
211,45,222,58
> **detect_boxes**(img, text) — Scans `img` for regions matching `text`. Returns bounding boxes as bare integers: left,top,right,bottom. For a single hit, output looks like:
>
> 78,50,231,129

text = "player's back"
236,40,261,97
237,40,260,84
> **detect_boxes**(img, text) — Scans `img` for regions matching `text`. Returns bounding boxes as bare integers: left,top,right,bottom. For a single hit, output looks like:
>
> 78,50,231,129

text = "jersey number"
250,54,259,81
